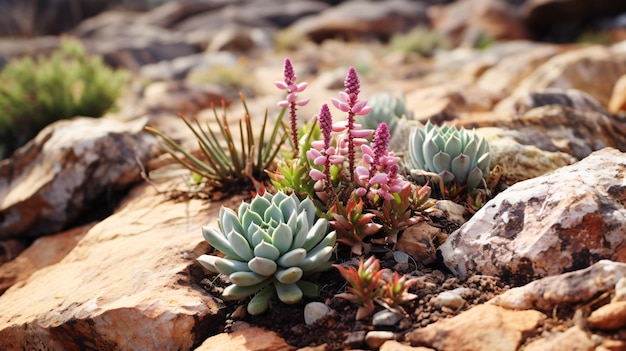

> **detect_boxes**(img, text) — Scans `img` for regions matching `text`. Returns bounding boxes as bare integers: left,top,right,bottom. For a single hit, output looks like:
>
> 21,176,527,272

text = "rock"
427,0,528,48
396,222,448,265
509,88,608,116
489,260,626,311
142,80,229,115
344,330,367,350
139,51,238,81
405,84,467,124
476,44,563,98
423,200,466,227
0,239,25,265
615,277,626,301
380,341,436,351
522,326,595,351
135,1,228,29
505,45,626,108
372,310,403,327
304,302,331,326
206,27,273,53
477,127,577,186
0,117,157,240
440,148,626,284
587,301,626,331
609,74,626,115
288,0,427,43
0,223,93,294
404,304,546,351
365,331,396,350
0,180,224,349
461,104,626,160
521,0,626,42
196,326,293,351
433,291,466,310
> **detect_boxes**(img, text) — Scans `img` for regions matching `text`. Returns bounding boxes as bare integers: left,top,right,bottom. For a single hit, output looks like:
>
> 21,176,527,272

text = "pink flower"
276,58,309,154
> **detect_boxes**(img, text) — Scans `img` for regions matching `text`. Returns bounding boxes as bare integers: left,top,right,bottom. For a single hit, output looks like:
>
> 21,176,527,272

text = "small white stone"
304,302,331,325
434,291,466,309
372,310,403,327
393,250,410,264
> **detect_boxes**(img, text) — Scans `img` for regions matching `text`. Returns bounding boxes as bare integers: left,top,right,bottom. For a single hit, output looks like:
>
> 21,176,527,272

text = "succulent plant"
407,121,490,194
198,191,336,315
356,93,413,135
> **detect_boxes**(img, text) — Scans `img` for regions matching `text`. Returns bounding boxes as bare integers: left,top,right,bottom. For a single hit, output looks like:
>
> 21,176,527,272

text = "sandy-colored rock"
440,148,626,284
506,45,626,108
405,84,467,124
587,301,626,331
508,88,608,116
0,223,93,294
609,73,626,114
521,326,594,351
0,180,223,350
477,44,562,97
489,260,626,311
405,304,546,351
0,117,157,240
195,326,294,351
380,341,435,351
476,127,577,186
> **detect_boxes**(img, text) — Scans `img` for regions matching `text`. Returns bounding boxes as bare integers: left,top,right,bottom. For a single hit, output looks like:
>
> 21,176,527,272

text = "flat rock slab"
0,180,222,350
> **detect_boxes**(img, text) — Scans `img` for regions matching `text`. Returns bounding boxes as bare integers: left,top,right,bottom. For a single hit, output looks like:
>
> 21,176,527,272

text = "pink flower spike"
344,67,361,97
309,169,326,181
350,129,373,138
282,58,296,86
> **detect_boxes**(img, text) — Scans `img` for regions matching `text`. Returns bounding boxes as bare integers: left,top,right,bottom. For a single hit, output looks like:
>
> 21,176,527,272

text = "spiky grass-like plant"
145,94,288,192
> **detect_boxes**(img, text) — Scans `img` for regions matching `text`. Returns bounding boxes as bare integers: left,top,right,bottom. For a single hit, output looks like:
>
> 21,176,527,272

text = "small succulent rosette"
198,191,336,315
407,120,490,193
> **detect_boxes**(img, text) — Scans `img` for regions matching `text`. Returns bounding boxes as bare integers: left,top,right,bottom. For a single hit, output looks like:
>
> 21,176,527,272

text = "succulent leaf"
302,218,329,251
227,230,254,261
297,280,319,298
451,154,470,184
253,241,281,261
202,226,243,260
275,282,303,304
277,248,307,267
272,222,294,254
467,167,484,192
248,256,278,276
229,271,269,287
275,267,304,284
299,245,334,273
213,256,251,275
219,207,244,237
247,285,276,315
432,151,451,174
223,281,269,300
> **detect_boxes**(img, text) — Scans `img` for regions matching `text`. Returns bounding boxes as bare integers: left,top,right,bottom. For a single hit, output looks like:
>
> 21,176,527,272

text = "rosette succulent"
407,121,490,193
356,93,413,135
198,191,336,315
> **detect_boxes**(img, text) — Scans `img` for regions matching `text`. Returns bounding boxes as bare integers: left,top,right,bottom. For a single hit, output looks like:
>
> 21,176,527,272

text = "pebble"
393,250,410,264
365,331,396,349
433,291,466,310
372,310,403,327
304,302,332,325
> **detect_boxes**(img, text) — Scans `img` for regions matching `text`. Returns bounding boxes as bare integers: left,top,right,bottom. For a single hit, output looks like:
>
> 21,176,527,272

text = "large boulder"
0,117,157,240
440,148,626,285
